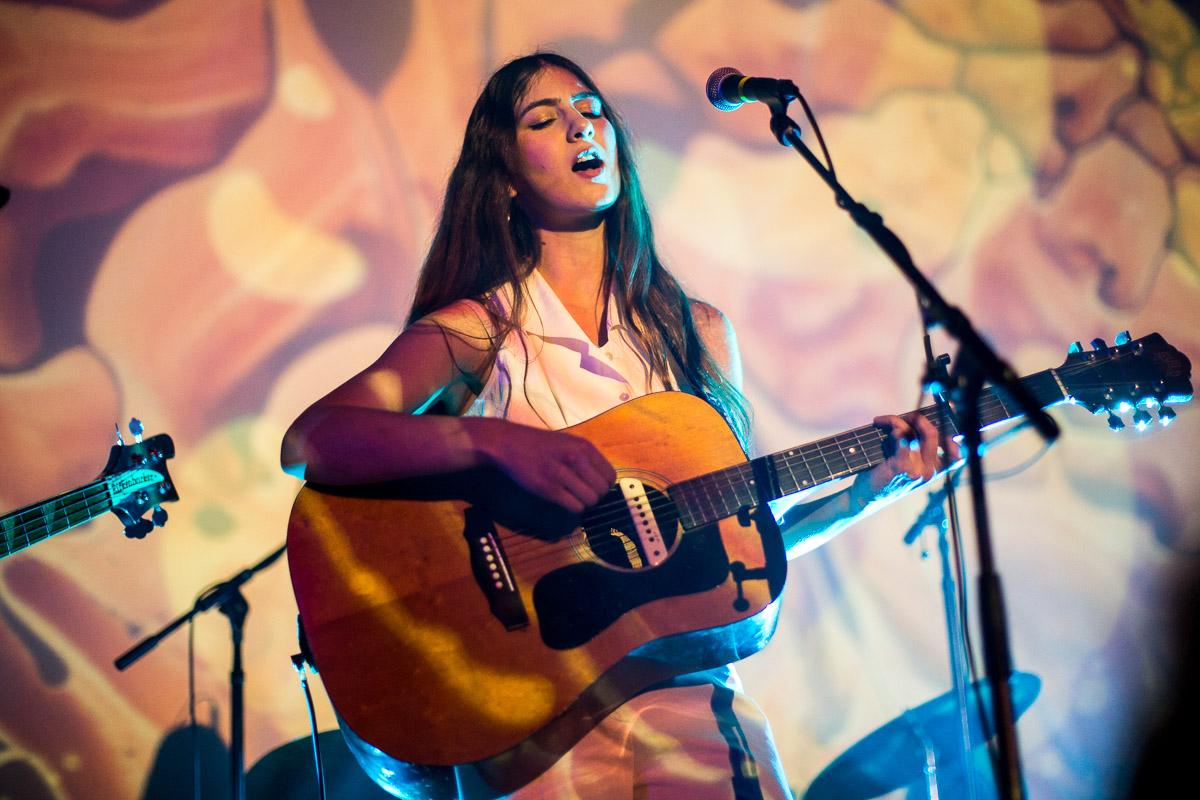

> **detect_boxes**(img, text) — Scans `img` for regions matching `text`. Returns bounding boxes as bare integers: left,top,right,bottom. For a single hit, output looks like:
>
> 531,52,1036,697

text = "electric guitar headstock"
1,418,179,560
105,418,179,539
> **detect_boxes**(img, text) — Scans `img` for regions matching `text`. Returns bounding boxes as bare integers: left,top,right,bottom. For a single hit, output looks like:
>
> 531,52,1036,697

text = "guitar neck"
0,480,114,558
670,368,1068,529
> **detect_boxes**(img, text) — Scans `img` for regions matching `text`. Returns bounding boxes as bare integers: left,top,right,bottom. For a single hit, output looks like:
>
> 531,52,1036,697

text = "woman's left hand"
851,411,960,508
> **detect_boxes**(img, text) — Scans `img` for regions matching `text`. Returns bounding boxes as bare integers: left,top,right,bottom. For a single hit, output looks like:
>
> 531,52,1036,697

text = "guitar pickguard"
533,522,730,650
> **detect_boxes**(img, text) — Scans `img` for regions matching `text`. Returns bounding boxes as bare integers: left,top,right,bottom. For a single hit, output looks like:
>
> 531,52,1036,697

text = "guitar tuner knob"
1107,412,1125,432
1115,331,1131,346
1091,338,1108,353
124,518,153,539
1159,406,1177,426
1132,409,1152,430
1068,341,1083,355
152,507,168,527
129,418,144,443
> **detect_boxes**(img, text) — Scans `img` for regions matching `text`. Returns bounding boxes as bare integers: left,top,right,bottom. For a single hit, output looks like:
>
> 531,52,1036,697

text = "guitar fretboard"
0,481,113,557
670,369,1067,530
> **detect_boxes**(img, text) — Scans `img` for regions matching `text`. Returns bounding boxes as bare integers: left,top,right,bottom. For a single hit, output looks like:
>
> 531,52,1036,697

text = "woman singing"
282,51,946,800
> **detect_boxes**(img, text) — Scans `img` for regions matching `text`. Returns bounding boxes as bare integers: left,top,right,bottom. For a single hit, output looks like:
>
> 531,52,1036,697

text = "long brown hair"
408,52,750,446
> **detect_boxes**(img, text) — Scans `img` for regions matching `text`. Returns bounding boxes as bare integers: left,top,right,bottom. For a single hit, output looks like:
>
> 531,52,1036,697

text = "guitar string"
497,386,1018,565
500,390,970,563
497,425,883,562
496,427,896,567
459,358,1160,566
494,382,1055,567
3,483,110,534
2,483,111,551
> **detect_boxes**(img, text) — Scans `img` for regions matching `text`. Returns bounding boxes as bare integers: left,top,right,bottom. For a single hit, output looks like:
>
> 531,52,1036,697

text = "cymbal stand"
905,474,977,800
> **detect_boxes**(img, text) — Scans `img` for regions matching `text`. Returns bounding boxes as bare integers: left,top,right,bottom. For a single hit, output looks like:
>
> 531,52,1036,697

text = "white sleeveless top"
462,268,668,427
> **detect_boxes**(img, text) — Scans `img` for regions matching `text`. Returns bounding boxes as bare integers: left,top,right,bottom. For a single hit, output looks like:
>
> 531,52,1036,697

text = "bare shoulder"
414,298,497,344
689,299,743,390
372,297,500,393
298,298,498,418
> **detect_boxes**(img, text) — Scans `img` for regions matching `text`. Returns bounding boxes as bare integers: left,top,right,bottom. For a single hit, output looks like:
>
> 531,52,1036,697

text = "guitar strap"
711,685,766,800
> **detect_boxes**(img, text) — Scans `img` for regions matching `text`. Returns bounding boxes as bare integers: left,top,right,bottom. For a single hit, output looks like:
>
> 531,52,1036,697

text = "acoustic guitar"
286,332,1191,799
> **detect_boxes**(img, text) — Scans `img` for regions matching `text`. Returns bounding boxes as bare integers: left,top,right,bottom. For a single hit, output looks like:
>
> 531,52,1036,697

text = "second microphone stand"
115,543,287,800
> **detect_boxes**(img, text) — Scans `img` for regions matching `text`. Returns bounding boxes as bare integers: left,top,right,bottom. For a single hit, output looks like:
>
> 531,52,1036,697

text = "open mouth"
573,149,603,173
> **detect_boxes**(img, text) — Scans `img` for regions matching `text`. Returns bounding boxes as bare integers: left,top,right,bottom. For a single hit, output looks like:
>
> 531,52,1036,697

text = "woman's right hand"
470,418,616,513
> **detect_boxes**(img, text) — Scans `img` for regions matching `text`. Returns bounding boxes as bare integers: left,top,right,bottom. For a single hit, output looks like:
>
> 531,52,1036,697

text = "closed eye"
574,96,603,119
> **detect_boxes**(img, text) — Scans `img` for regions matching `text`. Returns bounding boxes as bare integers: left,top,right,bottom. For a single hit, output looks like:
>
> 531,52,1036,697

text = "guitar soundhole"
578,480,679,570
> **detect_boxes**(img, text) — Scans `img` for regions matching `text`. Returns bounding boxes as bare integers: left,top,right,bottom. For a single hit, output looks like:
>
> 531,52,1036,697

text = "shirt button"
619,392,630,401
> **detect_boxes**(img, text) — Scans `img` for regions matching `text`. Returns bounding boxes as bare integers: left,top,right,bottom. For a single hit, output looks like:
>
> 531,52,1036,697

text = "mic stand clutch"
759,98,1050,800
115,543,288,800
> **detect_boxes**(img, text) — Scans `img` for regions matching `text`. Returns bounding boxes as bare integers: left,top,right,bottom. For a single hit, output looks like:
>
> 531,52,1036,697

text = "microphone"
706,67,799,112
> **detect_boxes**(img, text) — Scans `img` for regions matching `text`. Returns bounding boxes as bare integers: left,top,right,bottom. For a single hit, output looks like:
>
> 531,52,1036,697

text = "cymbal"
804,671,1041,800
246,729,392,800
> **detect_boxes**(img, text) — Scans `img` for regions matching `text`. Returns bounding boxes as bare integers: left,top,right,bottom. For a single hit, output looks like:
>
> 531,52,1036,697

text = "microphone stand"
760,93,1056,800
115,543,288,800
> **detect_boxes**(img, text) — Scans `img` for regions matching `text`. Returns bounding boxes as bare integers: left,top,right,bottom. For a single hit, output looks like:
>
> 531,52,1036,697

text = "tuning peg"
1115,331,1131,346
114,423,125,446
152,507,168,527
129,418,144,443
1091,338,1108,353
123,518,153,539
1107,412,1125,432
1159,406,1177,426
1132,409,1152,430
1068,341,1083,354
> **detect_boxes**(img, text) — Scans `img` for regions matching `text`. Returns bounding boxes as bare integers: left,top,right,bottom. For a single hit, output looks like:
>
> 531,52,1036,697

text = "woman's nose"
571,114,594,140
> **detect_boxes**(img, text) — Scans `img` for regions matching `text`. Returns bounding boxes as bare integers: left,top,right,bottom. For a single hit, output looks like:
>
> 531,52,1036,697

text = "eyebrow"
517,92,601,120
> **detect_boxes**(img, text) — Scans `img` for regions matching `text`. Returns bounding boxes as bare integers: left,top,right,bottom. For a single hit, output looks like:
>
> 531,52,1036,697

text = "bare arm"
281,302,615,512
776,411,957,558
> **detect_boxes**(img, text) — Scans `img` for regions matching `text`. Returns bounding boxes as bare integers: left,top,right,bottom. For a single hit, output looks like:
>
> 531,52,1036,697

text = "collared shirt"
464,268,666,427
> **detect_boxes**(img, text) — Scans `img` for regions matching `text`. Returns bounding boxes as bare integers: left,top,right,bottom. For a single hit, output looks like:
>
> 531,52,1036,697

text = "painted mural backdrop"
1,0,1198,798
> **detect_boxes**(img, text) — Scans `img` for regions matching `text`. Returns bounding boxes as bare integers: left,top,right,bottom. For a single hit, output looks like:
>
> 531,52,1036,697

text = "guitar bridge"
463,506,529,630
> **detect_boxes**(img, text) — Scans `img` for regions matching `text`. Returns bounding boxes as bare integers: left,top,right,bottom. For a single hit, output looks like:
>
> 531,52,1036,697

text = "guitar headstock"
103,419,179,538
1059,332,1192,431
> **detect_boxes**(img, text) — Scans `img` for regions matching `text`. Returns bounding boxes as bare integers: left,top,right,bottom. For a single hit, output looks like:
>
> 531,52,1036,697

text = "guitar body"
287,392,787,798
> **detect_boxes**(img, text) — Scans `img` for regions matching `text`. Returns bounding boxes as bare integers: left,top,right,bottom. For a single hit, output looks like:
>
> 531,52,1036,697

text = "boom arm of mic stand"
766,110,1059,446
114,543,287,671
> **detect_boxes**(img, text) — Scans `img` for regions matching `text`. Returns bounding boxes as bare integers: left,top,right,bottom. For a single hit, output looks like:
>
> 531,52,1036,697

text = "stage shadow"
140,724,231,800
